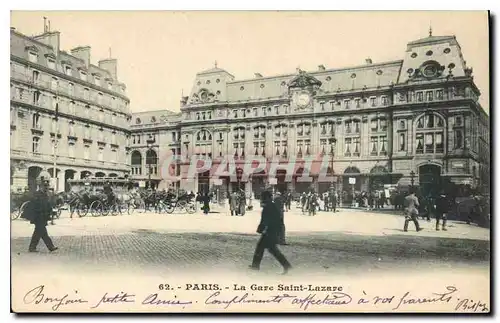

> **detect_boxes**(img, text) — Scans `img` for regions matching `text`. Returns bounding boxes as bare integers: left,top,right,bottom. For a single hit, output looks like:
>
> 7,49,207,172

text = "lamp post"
328,136,337,193
146,139,155,189
410,170,415,188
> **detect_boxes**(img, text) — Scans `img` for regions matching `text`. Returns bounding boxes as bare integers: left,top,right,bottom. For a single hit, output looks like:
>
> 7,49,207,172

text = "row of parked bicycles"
10,189,198,220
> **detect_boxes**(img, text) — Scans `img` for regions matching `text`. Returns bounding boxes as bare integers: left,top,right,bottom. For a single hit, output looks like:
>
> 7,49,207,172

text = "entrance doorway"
419,164,441,197
197,170,210,194
64,169,76,192
318,167,334,194
27,166,43,192
276,170,288,194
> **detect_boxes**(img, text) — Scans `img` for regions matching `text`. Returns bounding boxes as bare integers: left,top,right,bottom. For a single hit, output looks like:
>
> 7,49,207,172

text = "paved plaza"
11,206,490,276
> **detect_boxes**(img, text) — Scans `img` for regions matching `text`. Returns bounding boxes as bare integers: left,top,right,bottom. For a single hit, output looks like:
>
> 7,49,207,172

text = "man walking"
403,189,423,232
250,191,292,274
24,175,58,253
435,191,449,231
273,192,287,245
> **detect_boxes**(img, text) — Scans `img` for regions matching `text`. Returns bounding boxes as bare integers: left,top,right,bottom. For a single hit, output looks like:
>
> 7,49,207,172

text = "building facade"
10,27,131,192
130,32,490,199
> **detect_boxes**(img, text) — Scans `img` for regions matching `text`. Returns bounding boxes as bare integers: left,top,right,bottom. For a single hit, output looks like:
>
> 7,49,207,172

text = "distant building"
10,26,131,192
130,31,490,198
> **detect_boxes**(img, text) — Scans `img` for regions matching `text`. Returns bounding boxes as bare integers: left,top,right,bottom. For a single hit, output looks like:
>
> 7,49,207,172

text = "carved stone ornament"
159,114,168,123
217,109,225,118
398,92,406,102
288,70,322,89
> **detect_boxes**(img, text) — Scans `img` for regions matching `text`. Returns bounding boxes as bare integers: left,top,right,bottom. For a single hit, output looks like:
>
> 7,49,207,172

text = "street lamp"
328,136,337,192
146,139,155,189
410,170,415,188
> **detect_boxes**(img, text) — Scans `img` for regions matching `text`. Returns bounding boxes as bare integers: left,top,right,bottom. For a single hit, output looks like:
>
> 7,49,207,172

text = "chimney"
33,31,61,53
98,58,118,80
71,46,91,68
254,73,263,78
365,58,373,64
318,64,326,71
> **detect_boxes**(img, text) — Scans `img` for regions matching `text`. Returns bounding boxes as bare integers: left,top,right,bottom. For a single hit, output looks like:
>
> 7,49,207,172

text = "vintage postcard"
9,10,490,313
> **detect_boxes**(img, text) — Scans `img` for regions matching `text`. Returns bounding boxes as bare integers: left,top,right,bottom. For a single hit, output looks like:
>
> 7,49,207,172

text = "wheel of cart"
109,202,120,216
185,202,196,214
135,199,146,213
90,200,105,217
18,201,31,220
11,204,21,220
76,202,89,217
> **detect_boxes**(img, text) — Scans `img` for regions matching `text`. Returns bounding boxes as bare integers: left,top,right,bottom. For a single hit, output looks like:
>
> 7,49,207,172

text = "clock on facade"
295,93,311,108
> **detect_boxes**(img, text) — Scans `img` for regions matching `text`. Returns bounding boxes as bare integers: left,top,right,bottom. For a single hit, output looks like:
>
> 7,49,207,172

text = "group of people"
299,191,338,215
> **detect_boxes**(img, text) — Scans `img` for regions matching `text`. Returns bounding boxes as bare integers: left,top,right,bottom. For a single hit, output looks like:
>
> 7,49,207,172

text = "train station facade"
129,32,490,198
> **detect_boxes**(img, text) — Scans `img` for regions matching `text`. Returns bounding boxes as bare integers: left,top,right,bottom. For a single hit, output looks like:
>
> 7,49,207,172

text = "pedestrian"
23,175,58,253
434,191,449,231
403,188,422,232
249,191,292,274
273,192,287,245
201,192,211,215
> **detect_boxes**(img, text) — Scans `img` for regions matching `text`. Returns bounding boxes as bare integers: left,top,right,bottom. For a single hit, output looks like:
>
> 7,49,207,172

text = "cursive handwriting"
142,293,193,307
205,291,296,309
90,292,136,309
23,285,88,311
292,293,353,311
393,286,457,310
455,298,489,312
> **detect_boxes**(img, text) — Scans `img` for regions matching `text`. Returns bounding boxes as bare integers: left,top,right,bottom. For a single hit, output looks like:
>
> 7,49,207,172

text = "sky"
10,11,489,114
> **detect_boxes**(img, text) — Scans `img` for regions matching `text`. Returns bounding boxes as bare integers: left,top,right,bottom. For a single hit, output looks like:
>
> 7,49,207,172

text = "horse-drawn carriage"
66,177,138,217
10,188,64,221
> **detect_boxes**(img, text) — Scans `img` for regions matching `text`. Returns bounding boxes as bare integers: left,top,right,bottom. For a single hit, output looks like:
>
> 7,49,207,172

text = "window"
111,133,116,145
345,121,352,134
68,123,75,136
196,113,200,120
330,101,335,110
253,108,258,117
345,100,351,109
111,149,117,162
426,91,433,101
172,132,176,141
455,116,463,126
381,96,388,106
436,90,443,100
399,120,406,130
354,99,360,108
47,59,56,69
417,92,423,102
354,120,360,134
297,140,303,157
202,112,206,120
370,97,377,107
33,91,40,105
69,83,74,96
320,102,325,111
320,139,327,156
84,88,90,100
85,105,90,117
207,111,212,119
80,71,87,81
84,126,90,139
51,78,58,90
370,137,378,155
242,109,246,118
82,145,90,159
28,52,38,63
95,76,101,86
65,66,72,76
32,113,40,129
353,137,360,156
399,133,406,151
68,143,75,158
233,110,238,118
380,136,387,155
344,138,352,156
32,70,40,83
98,148,104,161
275,106,280,115
454,130,463,149
262,107,266,117
415,114,444,154
32,137,40,153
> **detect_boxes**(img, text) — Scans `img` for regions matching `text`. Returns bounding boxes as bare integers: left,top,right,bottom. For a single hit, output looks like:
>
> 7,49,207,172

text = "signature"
90,292,136,309
23,285,88,311
455,298,489,312
393,286,457,310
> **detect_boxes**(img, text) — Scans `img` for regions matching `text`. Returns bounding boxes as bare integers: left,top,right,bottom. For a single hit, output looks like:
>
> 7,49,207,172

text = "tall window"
32,70,40,83
370,97,377,107
69,83,74,96
344,100,351,109
32,137,40,153
344,138,352,157
65,66,72,76
68,143,75,158
399,133,406,151
80,71,87,81
98,147,104,161
28,52,38,63
415,113,445,154
84,88,90,100
32,113,40,129
48,59,56,70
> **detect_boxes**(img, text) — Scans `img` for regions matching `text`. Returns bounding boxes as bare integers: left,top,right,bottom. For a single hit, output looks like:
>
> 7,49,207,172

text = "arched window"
131,151,142,175
415,113,445,154
145,149,158,175
195,129,213,159
253,125,266,157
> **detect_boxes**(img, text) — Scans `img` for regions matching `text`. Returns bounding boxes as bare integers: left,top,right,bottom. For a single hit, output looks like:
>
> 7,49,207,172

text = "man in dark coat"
24,176,58,253
273,192,287,245
250,191,292,274
435,191,449,231
403,189,422,232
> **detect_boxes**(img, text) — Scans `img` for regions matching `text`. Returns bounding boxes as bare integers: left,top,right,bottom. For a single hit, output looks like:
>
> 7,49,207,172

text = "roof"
197,66,234,77
408,35,456,45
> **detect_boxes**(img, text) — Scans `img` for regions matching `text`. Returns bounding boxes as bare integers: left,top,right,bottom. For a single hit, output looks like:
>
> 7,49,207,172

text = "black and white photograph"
8,10,490,313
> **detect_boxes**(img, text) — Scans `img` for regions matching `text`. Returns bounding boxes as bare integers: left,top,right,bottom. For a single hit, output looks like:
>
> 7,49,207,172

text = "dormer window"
28,52,38,63
47,59,56,69
93,74,101,86
65,66,72,76
79,70,87,81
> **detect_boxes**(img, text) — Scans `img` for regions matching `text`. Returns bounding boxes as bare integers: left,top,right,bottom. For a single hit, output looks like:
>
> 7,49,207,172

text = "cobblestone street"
11,207,490,277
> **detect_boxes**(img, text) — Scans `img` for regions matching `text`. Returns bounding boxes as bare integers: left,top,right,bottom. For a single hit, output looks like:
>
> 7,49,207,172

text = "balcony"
31,124,44,135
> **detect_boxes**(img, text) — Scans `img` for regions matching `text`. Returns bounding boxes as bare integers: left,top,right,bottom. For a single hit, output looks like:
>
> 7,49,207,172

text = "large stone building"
10,26,131,192
130,31,490,198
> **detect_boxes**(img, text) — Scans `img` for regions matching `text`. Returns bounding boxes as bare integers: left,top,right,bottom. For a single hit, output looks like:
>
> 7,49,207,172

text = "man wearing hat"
434,190,449,231
250,190,292,274
25,173,58,253
273,191,287,245
403,188,423,232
